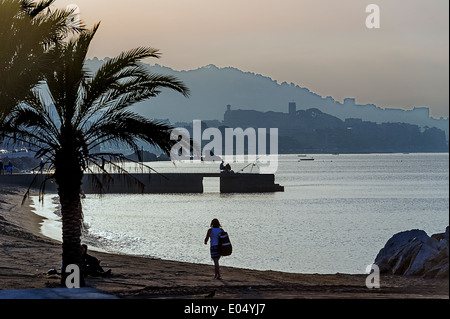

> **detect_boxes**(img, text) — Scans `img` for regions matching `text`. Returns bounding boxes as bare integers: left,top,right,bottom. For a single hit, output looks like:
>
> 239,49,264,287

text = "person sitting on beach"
204,218,223,280
81,244,112,278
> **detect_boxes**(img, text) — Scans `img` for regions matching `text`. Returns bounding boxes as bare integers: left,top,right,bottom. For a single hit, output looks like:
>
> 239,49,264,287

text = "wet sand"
0,185,448,299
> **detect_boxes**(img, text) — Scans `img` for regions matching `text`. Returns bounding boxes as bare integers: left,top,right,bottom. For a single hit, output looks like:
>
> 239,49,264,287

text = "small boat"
298,157,314,161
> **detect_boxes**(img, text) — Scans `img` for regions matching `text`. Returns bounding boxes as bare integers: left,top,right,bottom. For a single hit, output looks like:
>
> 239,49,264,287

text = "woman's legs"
213,258,221,279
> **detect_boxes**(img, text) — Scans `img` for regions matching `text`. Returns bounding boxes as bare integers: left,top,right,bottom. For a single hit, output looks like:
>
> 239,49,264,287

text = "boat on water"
298,154,314,161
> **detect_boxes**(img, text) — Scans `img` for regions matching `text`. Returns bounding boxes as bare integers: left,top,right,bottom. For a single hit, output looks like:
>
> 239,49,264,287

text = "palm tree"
0,0,81,124
6,23,190,285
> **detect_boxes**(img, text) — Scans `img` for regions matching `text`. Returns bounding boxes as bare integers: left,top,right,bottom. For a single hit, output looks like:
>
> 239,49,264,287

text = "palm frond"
0,0,85,123
23,0,54,18
85,111,175,155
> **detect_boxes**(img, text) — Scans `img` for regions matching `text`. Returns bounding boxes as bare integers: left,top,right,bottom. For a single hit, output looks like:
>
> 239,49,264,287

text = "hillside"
85,59,449,139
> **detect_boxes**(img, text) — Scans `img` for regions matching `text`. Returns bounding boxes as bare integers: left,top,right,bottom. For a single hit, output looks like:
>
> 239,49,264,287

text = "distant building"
289,102,296,116
344,98,356,105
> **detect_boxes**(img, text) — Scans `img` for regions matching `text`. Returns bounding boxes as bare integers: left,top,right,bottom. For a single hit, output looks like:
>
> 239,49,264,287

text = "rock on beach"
374,227,449,279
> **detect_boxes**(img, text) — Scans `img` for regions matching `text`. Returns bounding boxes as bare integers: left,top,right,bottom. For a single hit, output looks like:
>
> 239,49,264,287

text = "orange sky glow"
53,0,449,118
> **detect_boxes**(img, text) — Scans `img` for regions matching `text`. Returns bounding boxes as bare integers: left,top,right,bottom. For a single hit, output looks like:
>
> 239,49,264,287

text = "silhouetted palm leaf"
0,0,82,124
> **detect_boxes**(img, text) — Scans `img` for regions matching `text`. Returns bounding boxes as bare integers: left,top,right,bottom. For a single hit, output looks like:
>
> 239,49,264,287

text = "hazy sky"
55,0,449,118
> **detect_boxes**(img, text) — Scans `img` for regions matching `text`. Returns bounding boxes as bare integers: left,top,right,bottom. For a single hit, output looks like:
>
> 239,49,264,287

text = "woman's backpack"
219,231,232,256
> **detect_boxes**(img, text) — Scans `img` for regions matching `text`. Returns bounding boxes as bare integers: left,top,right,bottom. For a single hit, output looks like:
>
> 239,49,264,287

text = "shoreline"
0,186,448,299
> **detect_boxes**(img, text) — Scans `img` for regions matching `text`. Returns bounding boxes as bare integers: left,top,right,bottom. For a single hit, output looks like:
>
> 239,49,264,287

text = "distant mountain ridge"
85,58,449,140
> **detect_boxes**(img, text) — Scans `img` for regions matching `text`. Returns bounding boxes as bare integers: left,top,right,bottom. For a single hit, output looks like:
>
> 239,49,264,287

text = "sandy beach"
0,185,448,300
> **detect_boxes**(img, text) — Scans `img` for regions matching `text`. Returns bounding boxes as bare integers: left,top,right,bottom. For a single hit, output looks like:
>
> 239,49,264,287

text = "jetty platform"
0,173,284,194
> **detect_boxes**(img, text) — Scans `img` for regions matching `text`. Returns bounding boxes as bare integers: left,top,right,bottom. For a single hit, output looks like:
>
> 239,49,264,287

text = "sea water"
30,153,449,274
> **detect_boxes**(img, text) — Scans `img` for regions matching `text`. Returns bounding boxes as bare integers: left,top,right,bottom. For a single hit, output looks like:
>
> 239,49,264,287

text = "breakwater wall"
0,173,284,194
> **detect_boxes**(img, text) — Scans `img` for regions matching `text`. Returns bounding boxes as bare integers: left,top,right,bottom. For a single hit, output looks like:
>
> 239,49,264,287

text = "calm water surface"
31,153,449,274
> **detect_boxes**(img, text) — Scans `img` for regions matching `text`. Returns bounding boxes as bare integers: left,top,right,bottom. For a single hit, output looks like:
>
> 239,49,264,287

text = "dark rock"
374,227,449,279
374,229,428,273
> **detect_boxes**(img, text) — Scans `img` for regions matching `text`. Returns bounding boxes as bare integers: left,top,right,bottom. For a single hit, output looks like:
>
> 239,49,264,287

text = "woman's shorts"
210,245,220,259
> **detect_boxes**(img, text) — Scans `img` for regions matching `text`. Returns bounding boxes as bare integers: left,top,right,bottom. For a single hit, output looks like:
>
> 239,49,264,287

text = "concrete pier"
0,173,284,194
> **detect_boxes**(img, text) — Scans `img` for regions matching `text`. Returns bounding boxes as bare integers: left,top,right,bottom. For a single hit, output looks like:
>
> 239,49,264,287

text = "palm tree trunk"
59,189,85,286
55,142,85,286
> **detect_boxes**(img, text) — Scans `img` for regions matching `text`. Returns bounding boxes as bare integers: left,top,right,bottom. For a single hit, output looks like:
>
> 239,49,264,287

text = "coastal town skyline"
54,0,449,119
